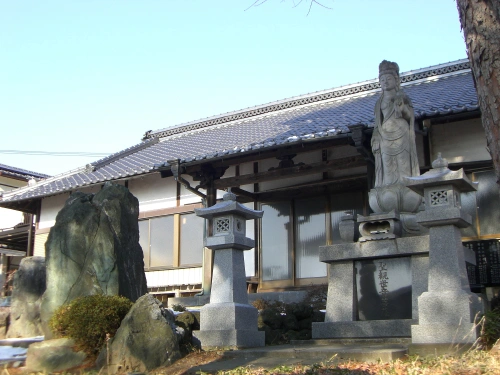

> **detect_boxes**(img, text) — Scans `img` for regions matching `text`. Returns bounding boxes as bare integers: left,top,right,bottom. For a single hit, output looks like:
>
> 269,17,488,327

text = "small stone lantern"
193,191,265,349
405,154,483,345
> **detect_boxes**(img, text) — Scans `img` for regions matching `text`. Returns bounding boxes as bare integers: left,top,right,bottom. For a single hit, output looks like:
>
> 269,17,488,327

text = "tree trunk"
456,0,500,183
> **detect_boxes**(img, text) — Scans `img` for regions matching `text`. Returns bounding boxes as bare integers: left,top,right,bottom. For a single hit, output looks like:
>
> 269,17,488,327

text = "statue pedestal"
312,236,429,339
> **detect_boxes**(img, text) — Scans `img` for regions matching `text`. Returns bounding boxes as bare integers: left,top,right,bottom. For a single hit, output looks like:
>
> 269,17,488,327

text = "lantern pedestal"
193,192,265,349
405,154,483,345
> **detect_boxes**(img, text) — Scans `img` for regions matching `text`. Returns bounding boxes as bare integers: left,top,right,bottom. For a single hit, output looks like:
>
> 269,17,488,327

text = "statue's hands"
372,140,380,153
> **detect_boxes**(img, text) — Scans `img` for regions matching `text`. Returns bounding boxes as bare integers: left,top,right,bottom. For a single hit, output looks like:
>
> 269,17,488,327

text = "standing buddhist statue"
372,60,420,187
368,60,422,218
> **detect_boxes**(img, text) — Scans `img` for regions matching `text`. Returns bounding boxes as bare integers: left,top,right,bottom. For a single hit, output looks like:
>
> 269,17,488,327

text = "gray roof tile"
0,60,479,203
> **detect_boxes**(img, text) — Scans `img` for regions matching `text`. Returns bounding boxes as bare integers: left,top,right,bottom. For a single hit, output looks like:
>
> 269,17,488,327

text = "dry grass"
210,349,500,375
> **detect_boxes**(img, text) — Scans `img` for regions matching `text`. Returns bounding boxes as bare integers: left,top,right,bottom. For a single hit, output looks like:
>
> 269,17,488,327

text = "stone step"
291,337,412,346
189,343,408,373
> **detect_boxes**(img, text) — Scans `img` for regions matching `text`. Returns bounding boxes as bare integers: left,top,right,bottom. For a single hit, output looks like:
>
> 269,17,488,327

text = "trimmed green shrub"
171,303,187,312
49,294,133,357
480,308,500,349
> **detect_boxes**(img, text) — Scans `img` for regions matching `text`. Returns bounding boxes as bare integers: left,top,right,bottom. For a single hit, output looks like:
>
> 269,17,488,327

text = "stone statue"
372,60,420,187
368,60,422,218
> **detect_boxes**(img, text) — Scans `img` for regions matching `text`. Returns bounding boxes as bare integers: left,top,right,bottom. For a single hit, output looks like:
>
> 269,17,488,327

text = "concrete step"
188,343,408,374
291,337,412,346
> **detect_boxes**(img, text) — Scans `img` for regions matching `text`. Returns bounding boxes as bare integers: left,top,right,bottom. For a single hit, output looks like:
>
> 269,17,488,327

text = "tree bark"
457,0,500,183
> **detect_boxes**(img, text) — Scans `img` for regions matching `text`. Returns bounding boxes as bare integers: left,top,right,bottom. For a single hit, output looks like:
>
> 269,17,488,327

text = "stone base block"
411,323,479,344
312,319,414,339
417,291,482,325
193,329,265,349
200,302,258,331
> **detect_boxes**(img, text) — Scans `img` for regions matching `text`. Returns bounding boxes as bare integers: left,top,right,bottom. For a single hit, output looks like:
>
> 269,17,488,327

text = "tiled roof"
0,59,479,204
0,163,51,180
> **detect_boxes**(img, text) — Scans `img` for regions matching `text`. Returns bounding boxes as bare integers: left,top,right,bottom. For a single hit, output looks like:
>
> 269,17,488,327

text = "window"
462,169,500,239
179,213,204,266
260,191,365,285
139,212,204,270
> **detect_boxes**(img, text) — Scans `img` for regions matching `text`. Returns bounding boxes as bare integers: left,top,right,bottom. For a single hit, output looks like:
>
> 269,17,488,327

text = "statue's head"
379,60,400,91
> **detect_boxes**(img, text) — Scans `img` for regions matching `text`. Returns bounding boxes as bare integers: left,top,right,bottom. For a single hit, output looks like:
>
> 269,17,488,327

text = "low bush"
480,307,500,349
49,294,133,357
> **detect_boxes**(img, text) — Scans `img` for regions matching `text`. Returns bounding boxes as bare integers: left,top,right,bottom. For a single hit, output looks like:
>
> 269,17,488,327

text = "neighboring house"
0,164,50,293
1,59,499,302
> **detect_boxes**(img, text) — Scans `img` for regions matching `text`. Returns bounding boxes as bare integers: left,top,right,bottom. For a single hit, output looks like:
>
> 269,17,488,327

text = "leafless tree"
245,0,332,16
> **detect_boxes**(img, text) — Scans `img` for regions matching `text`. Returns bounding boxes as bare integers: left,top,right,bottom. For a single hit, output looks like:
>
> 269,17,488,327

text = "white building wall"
145,267,202,288
38,193,70,229
129,174,177,213
0,177,26,229
431,118,490,163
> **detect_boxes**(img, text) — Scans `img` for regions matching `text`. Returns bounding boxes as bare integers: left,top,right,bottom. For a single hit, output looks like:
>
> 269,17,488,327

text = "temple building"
0,164,49,293
1,59,498,303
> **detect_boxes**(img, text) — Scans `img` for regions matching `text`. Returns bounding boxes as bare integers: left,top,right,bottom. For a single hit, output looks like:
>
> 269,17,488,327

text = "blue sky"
0,0,467,176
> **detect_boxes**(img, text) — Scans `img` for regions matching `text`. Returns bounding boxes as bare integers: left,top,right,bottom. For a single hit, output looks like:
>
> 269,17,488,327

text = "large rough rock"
96,294,181,373
40,182,147,336
7,256,46,338
26,338,87,372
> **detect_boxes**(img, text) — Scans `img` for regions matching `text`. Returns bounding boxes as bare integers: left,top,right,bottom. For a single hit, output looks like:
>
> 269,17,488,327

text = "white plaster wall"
145,267,202,288
39,193,70,229
431,118,490,163
128,173,177,212
259,150,323,191
216,166,236,199
0,208,24,229
239,162,255,193
243,202,256,277
179,174,203,206
0,177,27,229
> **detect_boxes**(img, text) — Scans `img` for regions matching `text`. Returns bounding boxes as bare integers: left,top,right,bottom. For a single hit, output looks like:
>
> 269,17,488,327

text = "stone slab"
411,323,479,344
187,343,408,373
193,329,265,349
312,319,414,339
319,235,429,263
200,302,259,331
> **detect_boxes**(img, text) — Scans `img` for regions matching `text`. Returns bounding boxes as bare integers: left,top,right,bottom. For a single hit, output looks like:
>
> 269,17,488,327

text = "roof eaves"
146,59,470,140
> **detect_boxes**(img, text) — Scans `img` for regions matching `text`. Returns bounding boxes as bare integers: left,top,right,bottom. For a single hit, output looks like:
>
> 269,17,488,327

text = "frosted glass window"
295,197,327,278
150,216,174,268
331,191,365,243
180,213,204,266
461,189,478,238
261,202,292,281
475,170,500,236
138,220,150,268
244,218,255,277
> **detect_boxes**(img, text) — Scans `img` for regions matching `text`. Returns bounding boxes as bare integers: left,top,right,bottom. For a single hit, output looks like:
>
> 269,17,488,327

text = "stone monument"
312,60,430,339
406,154,483,346
312,61,481,349
193,191,265,349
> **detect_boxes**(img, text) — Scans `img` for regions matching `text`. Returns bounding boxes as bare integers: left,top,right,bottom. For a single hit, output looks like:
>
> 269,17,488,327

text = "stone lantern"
193,191,265,349
405,154,483,346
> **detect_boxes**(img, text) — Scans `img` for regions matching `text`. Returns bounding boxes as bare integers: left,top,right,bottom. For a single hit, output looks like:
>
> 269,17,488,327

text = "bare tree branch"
245,0,332,15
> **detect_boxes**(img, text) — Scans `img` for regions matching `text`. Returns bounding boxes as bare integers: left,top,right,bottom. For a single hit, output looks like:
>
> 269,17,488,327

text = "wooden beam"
214,155,365,189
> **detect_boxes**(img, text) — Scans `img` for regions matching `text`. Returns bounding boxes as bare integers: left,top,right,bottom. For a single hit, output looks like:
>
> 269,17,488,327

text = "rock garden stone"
7,256,46,338
26,338,87,373
96,294,181,373
40,183,147,337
